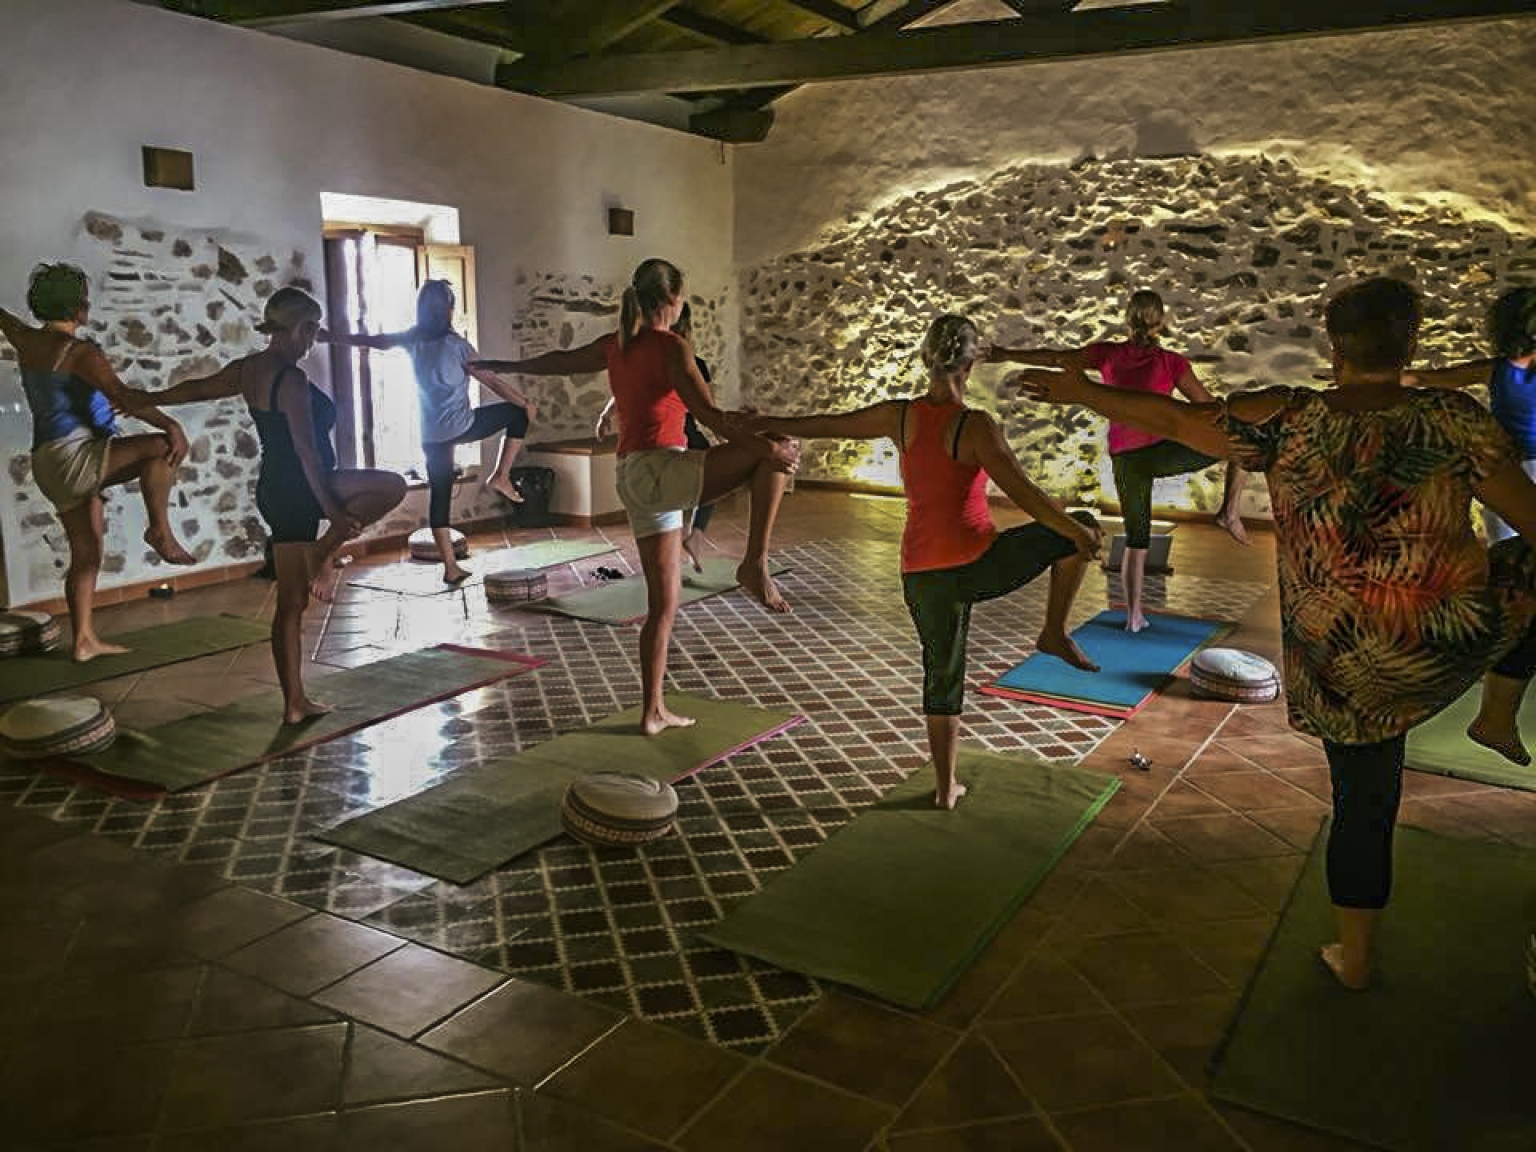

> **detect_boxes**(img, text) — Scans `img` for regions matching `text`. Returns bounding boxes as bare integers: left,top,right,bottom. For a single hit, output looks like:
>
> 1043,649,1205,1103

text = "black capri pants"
901,512,1093,716
424,403,529,529
1111,440,1218,549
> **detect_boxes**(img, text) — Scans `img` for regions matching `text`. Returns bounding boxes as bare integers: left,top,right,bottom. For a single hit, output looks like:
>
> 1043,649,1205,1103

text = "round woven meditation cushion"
485,568,547,605
1190,647,1280,703
0,696,116,760
0,610,62,658
562,772,679,847
408,527,468,562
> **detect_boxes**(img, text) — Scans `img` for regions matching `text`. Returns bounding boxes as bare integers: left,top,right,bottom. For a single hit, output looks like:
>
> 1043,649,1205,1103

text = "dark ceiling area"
150,0,1533,142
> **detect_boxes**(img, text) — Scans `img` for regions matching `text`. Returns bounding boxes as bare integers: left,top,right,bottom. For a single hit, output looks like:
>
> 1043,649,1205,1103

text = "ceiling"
146,0,1534,142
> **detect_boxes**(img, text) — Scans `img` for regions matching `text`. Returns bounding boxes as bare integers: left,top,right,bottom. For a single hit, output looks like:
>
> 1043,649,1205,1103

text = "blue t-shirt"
1490,359,1536,459
21,347,117,449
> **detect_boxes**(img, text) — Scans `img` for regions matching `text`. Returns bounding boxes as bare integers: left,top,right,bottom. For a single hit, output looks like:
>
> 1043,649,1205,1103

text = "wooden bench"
521,437,627,527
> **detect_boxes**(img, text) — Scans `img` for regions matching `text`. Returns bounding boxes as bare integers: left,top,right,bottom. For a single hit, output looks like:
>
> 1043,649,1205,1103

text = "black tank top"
247,362,337,480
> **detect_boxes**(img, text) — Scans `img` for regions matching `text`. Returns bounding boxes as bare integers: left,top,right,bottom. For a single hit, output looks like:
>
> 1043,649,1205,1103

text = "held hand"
114,386,154,415
1012,367,1089,405
163,421,189,467
317,326,332,343
767,434,800,474
719,410,769,439
1070,519,1103,560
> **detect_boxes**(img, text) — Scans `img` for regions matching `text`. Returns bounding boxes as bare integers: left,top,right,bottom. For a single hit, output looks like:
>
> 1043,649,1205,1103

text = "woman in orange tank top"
473,259,799,735
746,315,1102,808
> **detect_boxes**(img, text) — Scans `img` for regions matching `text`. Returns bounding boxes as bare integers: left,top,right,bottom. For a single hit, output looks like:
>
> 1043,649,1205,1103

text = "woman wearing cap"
324,279,535,585
0,263,195,662
150,288,406,723
473,258,797,735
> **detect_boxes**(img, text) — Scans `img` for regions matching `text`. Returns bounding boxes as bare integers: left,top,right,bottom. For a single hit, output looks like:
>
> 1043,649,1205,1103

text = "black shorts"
257,475,323,544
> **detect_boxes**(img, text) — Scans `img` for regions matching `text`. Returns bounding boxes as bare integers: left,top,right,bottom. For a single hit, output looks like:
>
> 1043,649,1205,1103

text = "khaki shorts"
32,429,111,513
615,448,705,539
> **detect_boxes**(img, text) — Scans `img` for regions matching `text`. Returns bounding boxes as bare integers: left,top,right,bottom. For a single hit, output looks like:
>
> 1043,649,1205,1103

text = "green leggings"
901,514,1092,716
1111,440,1219,548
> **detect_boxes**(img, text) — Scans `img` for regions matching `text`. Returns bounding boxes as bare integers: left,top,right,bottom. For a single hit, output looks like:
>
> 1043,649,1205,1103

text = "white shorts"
615,448,705,539
32,429,111,513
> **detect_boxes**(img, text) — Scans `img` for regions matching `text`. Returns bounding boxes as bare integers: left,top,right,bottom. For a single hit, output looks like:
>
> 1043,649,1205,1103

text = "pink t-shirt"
1084,341,1193,455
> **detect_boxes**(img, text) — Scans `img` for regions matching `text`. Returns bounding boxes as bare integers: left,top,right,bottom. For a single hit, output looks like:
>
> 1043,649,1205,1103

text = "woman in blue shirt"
1483,288,1536,541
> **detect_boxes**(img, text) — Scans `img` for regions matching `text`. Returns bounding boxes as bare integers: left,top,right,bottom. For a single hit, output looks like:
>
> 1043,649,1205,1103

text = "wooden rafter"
498,0,1535,96
188,0,507,25
659,6,770,45
773,0,860,32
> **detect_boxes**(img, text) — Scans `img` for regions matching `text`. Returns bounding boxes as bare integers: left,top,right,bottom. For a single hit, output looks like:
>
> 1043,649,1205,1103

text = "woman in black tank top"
149,289,406,724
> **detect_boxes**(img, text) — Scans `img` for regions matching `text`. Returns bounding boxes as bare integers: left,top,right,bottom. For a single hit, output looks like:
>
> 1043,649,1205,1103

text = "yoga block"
408,527,468,562
1105,533,1173,573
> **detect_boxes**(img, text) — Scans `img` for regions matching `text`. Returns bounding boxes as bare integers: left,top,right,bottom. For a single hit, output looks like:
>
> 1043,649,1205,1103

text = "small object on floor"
562,771,679,846
0,695,116,759
592,565,625,582
0,610,62,657
485,568,547,605
408,526,468,562
1129,748,1152,771
1190,647,1280,703
149,583,175,600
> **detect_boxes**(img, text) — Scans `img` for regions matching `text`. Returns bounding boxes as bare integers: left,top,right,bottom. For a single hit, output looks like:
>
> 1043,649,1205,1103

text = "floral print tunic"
1223,386,1536,745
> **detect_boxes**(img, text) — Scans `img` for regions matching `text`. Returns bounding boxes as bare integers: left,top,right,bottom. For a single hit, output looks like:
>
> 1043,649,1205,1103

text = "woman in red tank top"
745,315,1102,809
473,259,799,735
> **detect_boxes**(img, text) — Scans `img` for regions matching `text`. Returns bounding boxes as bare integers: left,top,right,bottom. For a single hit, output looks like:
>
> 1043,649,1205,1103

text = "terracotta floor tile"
1152,813,1298,863
1214,1103,1381,1151
1207,857,1308,912
768,992,957,1107
886,1114,1061,1151
1105,824,1197,871
984,1011,1182,1112
31,964,203,1045
159,1022,348,1130
892,1035,1035,1132
517,1089,672,1151
1121,994,1241,1091
1178,917,1278,987
1184,743,1265,776
1046,877,1156,944
1219,733,1327,772
1189,771,1321,812
983,951,1105,1021
1064,931,1228,1006
1147,781,1233,820
170,888,311,959
420,978,619,1085
337,1089,517,1152
155,1115,339,1152
314,942,504,1038
1247,807,1328,852
677,1065,892,1152
540,1017,745,1140
224,913,404,997
1105,867,1266,924
0,1037,177,1144
189,969,338,1035
1054,1094,1246,1151
343,1024,500,1106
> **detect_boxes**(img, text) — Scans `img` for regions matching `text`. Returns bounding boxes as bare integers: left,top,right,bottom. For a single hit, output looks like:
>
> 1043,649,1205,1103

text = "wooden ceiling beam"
171,0,507,25
659,6,771,45
773,0,860,31
499,0,1535,96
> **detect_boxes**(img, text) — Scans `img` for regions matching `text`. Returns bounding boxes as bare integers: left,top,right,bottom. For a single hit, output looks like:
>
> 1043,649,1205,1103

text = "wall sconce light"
1101,219,1129,250
607,207,635,236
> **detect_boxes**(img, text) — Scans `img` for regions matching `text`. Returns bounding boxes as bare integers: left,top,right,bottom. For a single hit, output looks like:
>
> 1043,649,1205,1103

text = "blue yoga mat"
982,609,1225,717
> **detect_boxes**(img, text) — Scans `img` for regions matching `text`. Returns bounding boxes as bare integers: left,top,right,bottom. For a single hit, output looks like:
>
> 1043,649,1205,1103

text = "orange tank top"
899,398,998,573
607,328,689,457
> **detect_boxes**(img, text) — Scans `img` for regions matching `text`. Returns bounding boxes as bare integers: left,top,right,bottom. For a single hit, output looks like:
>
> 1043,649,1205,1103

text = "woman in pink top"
997,290,1249,632
473,259,798,735
745,315,1101,808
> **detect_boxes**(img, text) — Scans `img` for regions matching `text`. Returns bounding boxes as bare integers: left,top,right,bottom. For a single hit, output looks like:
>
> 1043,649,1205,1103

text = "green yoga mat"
319,693,804,883
1407,684,1536,791
42,645,543,797
350,539,619,596
0,615,269,704
532,557,791,626
1211,828,1536,1151
698,751,1120,1010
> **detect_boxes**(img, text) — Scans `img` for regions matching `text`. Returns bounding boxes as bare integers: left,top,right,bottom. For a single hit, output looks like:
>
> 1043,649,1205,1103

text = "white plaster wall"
0,0,735,607
735,17,1536,268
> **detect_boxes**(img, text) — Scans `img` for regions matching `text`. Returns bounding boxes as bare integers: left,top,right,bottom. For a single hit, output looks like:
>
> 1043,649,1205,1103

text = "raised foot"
736,561,790,613
1319,943,1372,991
145,527,196,566
72,637,130,664
1037,629,1099,672
681,531,704,575
643,708,697,736
1217,511,1250,546
485,476,524,504
935,781,968,810
1466,719,1531,766
283,698,334,726
443,566,474,587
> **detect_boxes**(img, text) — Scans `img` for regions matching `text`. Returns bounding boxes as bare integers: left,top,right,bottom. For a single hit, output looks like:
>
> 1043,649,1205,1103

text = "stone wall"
738,154,1536,518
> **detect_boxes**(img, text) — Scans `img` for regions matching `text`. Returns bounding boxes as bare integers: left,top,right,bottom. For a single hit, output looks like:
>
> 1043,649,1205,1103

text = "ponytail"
616,258,684,353
618,286,643,351
1126,289,1165,346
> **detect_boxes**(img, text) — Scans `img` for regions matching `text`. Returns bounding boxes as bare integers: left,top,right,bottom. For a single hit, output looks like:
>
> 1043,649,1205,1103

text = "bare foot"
681,531,704,574
72,636,130,664
309,575,337,604
643,707,697,736
1467,718,1531,766
1124,612,1149,634
1037,628,1099,672
283,698,334,725
1217,511,1250,546
443,566,474,586
935,781,968,810
485,475,524,504
736,561,790,613
145,527,196,565
1319,943,1372,990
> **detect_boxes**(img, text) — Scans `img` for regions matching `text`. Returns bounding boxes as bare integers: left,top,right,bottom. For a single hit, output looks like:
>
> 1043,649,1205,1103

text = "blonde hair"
1126,290,1165,345
619,258,683,352
255,286,322,335
921,314,982,374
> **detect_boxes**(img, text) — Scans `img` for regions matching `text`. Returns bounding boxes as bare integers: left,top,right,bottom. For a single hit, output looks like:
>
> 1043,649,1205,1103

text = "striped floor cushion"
0,610,62,657
562,772,678,847
485,569,547,604
408,527,468,562
0,696,116,760
1190,647,1280,703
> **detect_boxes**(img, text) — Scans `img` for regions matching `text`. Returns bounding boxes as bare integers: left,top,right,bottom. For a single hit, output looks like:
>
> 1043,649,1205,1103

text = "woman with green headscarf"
0,263,194,661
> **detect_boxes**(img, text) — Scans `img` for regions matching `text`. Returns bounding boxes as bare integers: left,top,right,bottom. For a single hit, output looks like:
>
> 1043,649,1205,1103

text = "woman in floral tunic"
1020,277,1536,990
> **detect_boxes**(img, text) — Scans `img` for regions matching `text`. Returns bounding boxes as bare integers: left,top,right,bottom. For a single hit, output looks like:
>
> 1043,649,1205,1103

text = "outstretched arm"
149,361,245,407
1403,358,1497,390
1016,366,1233,459
73,344,189,465
1172,366,1215,405
468,366,535,415
748,400,906,443
0,307,30,350
962,411,1098,555
988,344,1090,371
320,327,413,352
471,334,610,376
1475,459,1536,542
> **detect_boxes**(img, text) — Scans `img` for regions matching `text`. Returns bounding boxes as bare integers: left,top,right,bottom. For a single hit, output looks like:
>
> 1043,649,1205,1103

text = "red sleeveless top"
899,399,998,573
607,328,689,456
